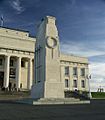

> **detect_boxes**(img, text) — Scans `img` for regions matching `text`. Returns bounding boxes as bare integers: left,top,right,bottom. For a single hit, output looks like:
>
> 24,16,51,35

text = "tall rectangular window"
65,79,69,88
81,68,85,76
65,66,69,76
21,61,25,67
73,67,77,76
81,80,85,88
9,68,16,78
10,60,14,67
0,59,3,66
73,80,77,88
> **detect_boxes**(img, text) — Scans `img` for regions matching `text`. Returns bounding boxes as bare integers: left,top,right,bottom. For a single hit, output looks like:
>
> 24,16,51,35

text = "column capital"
26,58,33,63
16,56,22,59
5,55,10,58
28,57,33,60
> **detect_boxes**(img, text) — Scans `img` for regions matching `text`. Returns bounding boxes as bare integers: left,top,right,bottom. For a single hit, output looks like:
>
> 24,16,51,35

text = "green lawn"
91,92,105,99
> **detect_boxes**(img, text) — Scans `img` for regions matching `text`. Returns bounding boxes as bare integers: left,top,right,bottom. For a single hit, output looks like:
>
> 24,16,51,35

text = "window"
65,66,69,76
20,83,22,88
81,80,85,88
9,68,16,78
10,60,14,66
73,80,77,88
21,61,25,67
65,79,69,88
0,59,3,66
81,68,85,76
73,67,77,76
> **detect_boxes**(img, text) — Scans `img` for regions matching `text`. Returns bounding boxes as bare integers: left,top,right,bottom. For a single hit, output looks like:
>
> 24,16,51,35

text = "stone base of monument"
16,98,90,105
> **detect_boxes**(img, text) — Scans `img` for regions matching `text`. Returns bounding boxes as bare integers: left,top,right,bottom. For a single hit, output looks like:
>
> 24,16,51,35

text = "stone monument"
31,16,64,99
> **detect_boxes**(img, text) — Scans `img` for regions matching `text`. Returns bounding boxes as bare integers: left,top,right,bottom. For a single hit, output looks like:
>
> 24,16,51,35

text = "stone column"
16,57,21,90
28,58,32,89
77,67,81,90
4,55,10,89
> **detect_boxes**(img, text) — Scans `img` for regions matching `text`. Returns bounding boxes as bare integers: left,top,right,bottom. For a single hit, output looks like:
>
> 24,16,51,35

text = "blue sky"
1,0,105,91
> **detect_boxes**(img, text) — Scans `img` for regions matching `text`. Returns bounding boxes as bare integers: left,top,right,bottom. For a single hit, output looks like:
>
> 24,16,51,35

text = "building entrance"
0,72,4,89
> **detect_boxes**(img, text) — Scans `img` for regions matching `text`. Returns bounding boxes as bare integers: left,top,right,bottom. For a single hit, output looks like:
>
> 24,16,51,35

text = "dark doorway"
0,72,4,89
9,82,12,91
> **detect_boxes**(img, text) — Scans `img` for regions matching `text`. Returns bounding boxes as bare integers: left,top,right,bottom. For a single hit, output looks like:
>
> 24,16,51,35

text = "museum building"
0,16,89,97
0,27,35,91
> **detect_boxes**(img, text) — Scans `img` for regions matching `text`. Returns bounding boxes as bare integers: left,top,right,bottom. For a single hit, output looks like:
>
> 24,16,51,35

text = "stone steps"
38,98,80,102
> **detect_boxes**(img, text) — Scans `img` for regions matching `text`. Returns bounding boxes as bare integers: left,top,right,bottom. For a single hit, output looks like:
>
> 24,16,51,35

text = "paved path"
0,99,105,120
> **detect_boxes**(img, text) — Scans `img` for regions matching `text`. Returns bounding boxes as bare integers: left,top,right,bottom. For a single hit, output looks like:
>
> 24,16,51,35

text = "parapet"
0,27,29,39
60,53,88,64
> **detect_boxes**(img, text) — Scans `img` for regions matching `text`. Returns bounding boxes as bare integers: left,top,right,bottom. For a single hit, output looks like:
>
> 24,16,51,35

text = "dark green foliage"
91,92,105,98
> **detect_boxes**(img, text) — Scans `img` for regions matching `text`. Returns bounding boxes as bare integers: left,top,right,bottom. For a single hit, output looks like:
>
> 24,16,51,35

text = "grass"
91,92,105,99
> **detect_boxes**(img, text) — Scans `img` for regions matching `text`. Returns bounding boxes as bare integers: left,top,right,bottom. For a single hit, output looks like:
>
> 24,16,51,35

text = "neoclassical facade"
0,16,89,98
0,27,35,91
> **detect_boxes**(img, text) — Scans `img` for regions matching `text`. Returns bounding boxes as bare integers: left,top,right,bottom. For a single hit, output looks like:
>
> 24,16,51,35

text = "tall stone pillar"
28,58,32,89
16,57,21,90
31,16,64,99
4,55,10,89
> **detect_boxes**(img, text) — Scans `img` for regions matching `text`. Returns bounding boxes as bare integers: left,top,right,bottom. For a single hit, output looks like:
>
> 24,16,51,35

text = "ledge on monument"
16,97,90,105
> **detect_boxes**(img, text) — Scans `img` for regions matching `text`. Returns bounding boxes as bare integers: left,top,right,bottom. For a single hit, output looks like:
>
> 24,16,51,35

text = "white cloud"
10,0,25,14
89,62,105,92
60,41,105,57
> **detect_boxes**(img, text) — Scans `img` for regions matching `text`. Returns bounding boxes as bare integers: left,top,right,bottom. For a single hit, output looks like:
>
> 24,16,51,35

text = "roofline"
0,26,29,33
60,53,88,59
